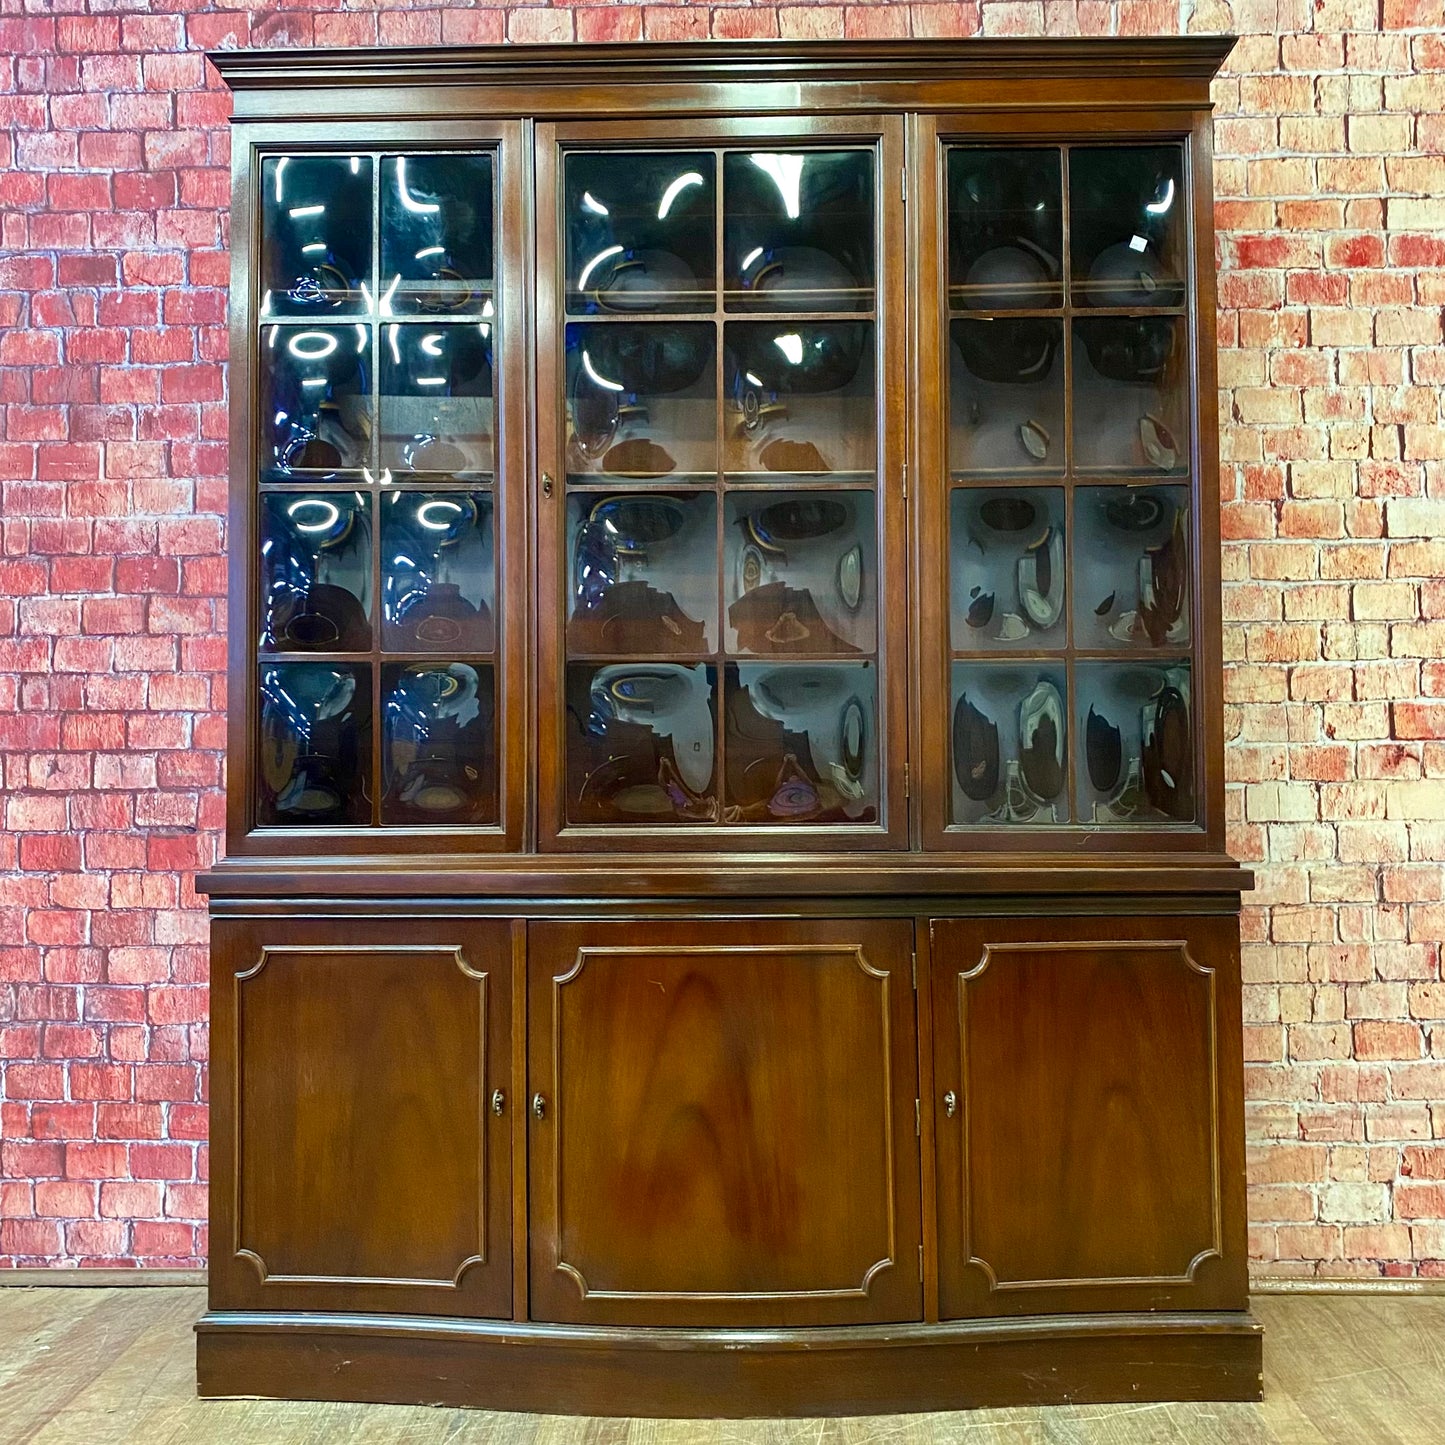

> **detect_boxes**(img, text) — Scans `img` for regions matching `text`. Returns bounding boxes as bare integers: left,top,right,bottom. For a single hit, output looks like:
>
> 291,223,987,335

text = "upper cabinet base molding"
202,35,1256,1416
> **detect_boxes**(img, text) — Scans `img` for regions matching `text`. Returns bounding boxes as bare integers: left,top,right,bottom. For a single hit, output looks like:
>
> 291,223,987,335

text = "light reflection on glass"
379,153,494,316
260,155,371,318
260,323,370,482
381,490,494,653
257,662,371,826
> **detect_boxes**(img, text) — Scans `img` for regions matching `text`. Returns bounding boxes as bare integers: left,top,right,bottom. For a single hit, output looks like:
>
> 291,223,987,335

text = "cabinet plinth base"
196,1310,1264,1416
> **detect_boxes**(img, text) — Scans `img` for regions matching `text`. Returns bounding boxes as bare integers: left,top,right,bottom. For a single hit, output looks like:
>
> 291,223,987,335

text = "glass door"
918,125,1202,847
245,130,526,848
537,119,907,849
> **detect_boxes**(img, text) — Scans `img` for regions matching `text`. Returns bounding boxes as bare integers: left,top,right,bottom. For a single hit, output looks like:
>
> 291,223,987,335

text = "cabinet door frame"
911,109,1226,854
224,119,531,857
927,910,1248,1319
208,914,514,1318
526,916,923,1327
534,115,910,852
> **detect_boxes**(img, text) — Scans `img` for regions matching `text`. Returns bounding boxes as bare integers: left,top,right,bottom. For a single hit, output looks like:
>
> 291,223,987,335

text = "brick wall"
1,0,1442,1275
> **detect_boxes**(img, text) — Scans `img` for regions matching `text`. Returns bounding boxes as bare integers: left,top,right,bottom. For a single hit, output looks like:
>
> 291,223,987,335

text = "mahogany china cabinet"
199,36,1259,1415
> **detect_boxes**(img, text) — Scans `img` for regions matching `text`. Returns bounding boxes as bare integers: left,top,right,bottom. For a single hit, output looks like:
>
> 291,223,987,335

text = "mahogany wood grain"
929,912,1249,1318
527,918,922,1327
212,38,1235,125
200,852,1252,900
209,917,512,1318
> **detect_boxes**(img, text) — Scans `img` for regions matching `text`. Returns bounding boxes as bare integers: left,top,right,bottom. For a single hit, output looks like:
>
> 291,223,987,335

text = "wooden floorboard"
0,1290,1441,1443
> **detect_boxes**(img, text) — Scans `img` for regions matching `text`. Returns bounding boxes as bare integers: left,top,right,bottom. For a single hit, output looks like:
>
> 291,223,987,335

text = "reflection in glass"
382,662,497,825
567,492,716,656
565,152,715,315
1076,662,1193,823
260,155,373,319
260,324,371,483
1072,316,1187,473
725,491,875,656
381,491,494,653
1070,147,1186,309
949,318,1063,476
947,148,1063,310
566,322,715,481
724,150,874,313
1073,487,1189,649
379,321,494,480
260,491,371,653
566,663,718,824
951,664,1068,825
380,154,493,316
258,662,371,826
725,662,878,824
725,322,875,477
949,488,1065,652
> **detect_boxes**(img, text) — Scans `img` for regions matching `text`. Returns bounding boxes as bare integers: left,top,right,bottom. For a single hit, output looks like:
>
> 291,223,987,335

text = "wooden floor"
0,1289,1440,1443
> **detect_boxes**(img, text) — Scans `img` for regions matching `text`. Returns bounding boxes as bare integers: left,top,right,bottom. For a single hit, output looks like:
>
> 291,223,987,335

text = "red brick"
130,1143,193,1181
64,1143,129,1180
131,1221,196,1258
99,1181,163,1218
0,1220,63,1256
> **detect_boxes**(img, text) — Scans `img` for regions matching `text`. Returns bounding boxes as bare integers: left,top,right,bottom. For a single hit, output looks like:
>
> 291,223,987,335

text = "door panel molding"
931,915,1245,1319
210,920,513,1319
528,919,922,1327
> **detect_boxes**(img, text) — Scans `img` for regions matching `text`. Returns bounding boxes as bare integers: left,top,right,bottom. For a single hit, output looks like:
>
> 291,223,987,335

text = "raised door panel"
528,918,921,1327
929,913,1246,1318
209,916,512,1317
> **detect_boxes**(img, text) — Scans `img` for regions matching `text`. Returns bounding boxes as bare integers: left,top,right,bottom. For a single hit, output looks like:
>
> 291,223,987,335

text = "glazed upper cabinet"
236,125,529,852
916,123,1217,849
534,119,909,849
228,92,1224,861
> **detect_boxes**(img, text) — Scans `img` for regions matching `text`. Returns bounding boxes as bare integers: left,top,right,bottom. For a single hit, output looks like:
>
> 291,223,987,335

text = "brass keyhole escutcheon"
944,1090,957,1118
491,1088,505,1116
532,1092,546,1119
542,472,555,498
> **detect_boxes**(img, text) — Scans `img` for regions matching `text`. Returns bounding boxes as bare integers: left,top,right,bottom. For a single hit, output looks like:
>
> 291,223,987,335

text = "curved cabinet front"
527,918,922,1327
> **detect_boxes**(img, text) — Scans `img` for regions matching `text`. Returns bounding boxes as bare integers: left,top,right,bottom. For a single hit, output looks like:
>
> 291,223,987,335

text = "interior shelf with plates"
202,36,1255,1420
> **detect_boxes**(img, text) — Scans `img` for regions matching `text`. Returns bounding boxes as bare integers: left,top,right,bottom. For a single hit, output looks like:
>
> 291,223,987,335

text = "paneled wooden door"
527,918,922,1327
928,912,1248,1318
533,116,910,851
209,916,514,1318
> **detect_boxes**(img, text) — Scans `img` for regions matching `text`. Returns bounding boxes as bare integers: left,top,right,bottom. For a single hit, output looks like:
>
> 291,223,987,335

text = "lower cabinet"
526,917,923,1327
928,913,1248,1318
207,906,1248,1335
208,916,514,1318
